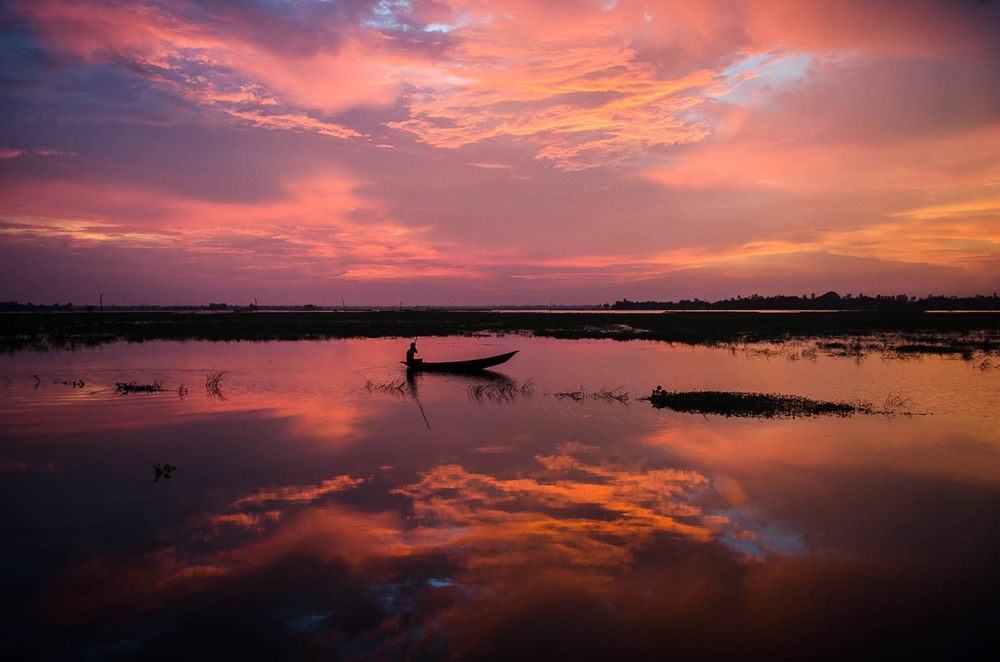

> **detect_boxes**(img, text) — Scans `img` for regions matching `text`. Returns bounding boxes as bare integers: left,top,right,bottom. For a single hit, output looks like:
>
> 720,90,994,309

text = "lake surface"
2,336,998,660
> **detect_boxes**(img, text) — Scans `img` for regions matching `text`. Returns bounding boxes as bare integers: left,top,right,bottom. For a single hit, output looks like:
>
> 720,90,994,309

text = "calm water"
2,337,999,660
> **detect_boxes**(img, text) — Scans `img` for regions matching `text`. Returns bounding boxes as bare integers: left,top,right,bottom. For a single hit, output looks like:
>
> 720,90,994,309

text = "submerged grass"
641,387,907,418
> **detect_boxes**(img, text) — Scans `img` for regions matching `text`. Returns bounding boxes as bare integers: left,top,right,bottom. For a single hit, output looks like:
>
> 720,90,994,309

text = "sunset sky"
1,0,998,306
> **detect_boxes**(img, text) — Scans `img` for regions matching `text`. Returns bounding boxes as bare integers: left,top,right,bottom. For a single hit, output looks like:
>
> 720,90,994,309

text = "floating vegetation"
151,462,176,483
177,384,189,399
641,387,909,418
468,379,534,402
728,333,1000,364
115,381,164,395
58,379,86,388
554,386,630,404
365,378,407,392
205,369,227,399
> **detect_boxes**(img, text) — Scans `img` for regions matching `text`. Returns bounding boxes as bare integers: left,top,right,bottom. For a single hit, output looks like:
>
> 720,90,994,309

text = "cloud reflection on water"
4,338,999,658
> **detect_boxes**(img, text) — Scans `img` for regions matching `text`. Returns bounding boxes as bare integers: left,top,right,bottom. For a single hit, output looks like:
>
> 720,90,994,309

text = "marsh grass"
468,379,534,402
4,311,998,354
115,381,164,395
205,369,227,399
554,386,631,404
727,333,1000,364
641,387,912,418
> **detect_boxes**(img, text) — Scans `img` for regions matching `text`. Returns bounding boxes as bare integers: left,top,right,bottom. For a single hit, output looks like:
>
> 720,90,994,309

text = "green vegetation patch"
643,387,875,418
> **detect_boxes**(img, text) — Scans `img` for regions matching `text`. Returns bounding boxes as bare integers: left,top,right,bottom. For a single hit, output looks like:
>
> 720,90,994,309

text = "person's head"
410,342,416,348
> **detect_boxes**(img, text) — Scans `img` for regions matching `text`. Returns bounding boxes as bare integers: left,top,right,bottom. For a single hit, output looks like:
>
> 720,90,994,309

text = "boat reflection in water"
0,337,997,659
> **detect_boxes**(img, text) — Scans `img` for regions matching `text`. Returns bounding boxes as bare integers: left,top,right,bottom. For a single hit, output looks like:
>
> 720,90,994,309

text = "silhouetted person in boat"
406,341,422,366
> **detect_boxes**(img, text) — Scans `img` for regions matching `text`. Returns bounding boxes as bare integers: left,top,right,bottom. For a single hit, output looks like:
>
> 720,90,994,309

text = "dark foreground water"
1,337,998,660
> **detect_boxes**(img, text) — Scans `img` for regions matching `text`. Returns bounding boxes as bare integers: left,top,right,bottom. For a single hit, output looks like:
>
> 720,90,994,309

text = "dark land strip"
1,311,998,354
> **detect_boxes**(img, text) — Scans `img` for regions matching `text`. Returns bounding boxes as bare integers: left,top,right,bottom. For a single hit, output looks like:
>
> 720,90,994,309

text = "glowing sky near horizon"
1,0,998,305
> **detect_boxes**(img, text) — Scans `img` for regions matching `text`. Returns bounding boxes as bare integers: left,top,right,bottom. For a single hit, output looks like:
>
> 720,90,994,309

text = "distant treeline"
3,293,999,313
0,301,259,312
0,301,79,312
0,301,310,312
0,301,601,312
613,292,1000,311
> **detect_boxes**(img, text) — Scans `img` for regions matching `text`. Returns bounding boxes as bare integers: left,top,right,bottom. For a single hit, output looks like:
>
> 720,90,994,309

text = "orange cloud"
392,445,727,570
386,20,748,169
41,441,743,621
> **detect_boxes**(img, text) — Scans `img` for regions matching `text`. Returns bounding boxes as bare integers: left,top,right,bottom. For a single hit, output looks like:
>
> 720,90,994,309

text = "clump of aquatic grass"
468,379,534,402
785,346,819,361
151,462,176,483
115,381,164,395
205,369,227,399
726,341,822,362
882,392,912,411
641,387,879,418
554,386,630,404
365,378,407,392
177,384,189,399
58,379,86,388
744,346,785,358
725,342,782,357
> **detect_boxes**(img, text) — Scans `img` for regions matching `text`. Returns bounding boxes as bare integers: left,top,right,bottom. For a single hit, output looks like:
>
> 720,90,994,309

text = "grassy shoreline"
1,310,998,353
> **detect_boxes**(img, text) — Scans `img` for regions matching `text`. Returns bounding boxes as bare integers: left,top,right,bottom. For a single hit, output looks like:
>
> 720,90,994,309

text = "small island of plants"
642,387,901,418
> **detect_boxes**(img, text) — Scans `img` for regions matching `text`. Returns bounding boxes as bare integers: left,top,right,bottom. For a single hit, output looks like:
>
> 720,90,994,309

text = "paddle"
405,369,431,430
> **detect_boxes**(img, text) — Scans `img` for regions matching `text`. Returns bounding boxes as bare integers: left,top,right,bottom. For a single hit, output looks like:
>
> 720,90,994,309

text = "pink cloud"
3,0,998,302
16,0,393,135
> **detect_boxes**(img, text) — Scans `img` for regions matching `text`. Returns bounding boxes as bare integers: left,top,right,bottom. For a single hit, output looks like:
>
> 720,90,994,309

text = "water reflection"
1,337,998,659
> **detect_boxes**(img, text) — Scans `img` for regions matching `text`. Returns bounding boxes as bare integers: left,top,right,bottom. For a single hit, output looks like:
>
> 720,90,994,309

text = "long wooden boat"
402,350,518,372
